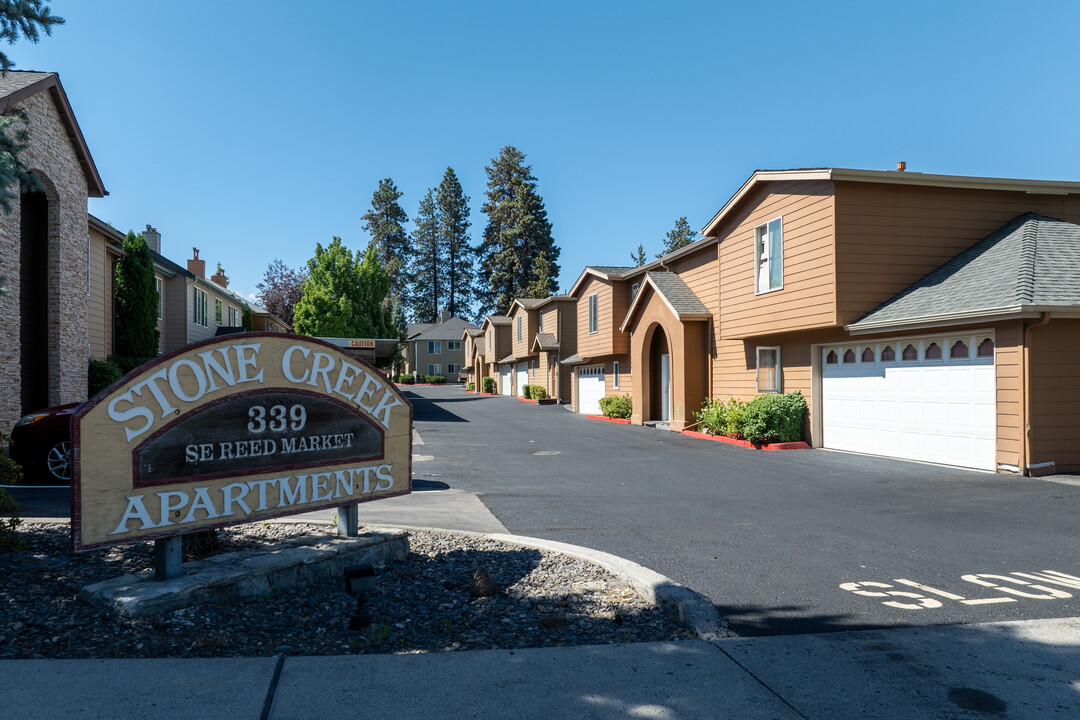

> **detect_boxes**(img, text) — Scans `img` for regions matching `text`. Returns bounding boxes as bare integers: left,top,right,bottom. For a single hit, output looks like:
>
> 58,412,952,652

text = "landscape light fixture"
343,565,377,629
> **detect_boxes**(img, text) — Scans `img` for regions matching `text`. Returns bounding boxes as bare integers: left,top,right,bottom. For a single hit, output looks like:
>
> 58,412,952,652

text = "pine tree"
292,238,395,339
656,217,697,258
479,146,560,316
630,244,647,266
407,190,441,323
436,167,474,318
361,178,410,305
524,251,554,299
113,231,159,360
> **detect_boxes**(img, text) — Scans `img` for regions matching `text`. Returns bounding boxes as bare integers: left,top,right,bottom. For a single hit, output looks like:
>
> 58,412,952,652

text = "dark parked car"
9,402,82,484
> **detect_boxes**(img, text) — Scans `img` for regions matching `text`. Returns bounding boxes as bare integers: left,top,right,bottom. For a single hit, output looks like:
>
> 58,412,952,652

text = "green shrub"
482,376,496,393
107,354,154,375
743,391,808,444
521,384,534,399
88,358,122,397
696,397,749,438
531,386,547,400
466,381,475,391
424,375,446,384
598,395,632,419
396,374,414,384
0,432,26,552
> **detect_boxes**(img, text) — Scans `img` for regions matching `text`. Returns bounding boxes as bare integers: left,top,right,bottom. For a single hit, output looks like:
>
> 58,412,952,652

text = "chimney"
187,248,205,278
896,161,907,172
144,224,161,254
439,308,451,322
211,263,229,288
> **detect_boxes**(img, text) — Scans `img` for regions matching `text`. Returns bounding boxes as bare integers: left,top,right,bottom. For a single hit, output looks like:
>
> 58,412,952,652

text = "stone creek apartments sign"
72,334,411,551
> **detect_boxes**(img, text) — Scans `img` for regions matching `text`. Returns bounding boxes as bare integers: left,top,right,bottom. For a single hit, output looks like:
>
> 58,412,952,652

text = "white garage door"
500,366,512,396
821,335,996,470
516,363,529,397
577,365,605,415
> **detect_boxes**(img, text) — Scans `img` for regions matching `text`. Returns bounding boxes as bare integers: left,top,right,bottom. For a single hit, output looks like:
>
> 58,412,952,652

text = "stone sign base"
79,529,409,618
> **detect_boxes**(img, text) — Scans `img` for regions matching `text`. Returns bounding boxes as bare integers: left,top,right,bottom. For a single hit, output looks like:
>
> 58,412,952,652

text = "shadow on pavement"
405,395,468,423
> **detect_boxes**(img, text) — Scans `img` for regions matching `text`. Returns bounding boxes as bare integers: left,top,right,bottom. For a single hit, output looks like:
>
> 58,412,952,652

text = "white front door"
821,335,996,470
660,354,670,422
577,365,605,415
500,366,512,396
516,363,529,397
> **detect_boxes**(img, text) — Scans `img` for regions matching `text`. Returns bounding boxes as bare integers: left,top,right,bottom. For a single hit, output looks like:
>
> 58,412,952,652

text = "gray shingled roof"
406,323,435,339
588,266,635,277
483,315,512,326
411,316,479,341
0,71,53,99
514,298,547,309
560,354,584,365
645,272,710,315
850,214,1080,331
532,333,559,351
464,327,484,337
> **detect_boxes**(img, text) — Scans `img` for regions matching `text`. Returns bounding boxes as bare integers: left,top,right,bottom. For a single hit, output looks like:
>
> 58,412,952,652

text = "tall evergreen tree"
292,238,395,339
478,146,560,316
113,231,159,359
524,251,554,299
656,216,697,258
361,178,410,305
407,189,441,323
435,167,474,318
630,243,647,266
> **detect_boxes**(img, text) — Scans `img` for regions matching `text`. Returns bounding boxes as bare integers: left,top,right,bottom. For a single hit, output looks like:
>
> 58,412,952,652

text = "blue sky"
12,1,1080,310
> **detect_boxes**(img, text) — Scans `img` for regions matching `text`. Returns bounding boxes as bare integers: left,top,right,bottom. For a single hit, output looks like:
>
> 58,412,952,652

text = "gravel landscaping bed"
0,522,693,658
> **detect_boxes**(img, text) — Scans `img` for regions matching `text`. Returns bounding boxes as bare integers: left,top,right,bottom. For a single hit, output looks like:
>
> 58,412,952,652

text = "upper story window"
228,306,240,326
214,298,223,325
428,341,442,355
155,277,163,320
588,293,598,334
487,332,491,350
754,217,783,294
194,288,209,327
517,316,523,341
538,314,544,333
448,340,461,351
631,282,640,301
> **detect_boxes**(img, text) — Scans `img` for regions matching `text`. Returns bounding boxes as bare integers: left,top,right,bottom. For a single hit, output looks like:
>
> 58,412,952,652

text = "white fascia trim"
847,305,1080,335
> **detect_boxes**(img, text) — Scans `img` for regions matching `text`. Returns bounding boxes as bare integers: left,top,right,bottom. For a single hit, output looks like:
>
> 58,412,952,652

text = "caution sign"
72,334,411,550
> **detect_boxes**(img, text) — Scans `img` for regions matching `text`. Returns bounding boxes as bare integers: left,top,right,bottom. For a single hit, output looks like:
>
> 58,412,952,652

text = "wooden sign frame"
72,333,412,551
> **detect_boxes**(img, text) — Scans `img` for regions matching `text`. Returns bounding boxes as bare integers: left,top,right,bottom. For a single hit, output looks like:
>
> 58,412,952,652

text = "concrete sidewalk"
5,486,1080,718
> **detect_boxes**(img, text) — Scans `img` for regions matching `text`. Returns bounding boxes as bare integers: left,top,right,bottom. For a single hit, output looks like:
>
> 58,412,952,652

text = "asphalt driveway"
407,386,1080,636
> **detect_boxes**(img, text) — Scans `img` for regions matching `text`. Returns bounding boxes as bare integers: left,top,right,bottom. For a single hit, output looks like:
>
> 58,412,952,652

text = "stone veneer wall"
0,88,90,431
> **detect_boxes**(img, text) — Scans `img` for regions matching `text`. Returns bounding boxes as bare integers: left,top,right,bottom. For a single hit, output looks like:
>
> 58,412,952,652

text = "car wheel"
46,441,71,482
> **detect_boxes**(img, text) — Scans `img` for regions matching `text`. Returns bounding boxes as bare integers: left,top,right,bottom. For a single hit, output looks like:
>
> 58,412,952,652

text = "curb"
586,415,631,425
680,429,811,451
357,522,732,642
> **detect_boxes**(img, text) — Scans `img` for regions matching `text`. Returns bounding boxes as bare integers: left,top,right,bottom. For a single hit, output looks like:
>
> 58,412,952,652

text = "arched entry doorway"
20,189,50,415
648,326,670,422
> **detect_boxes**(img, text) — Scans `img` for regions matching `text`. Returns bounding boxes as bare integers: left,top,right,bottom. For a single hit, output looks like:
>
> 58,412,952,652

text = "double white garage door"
577,365,605,415
821,334,996,471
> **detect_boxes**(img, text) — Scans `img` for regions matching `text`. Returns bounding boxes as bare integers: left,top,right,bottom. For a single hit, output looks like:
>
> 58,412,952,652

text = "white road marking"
413,454,434,462
412,429,424,446
840,570,1080,610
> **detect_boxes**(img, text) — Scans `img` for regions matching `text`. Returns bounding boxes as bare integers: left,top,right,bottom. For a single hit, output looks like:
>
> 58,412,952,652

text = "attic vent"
896,161,907,172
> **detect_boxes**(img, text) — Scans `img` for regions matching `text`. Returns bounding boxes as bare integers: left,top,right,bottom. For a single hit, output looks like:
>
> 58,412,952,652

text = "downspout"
1021,312,1051,476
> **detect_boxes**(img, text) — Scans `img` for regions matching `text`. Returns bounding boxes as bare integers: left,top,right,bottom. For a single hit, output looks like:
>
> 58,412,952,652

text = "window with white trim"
428,341,442,354
214,298,223,325
487,332,491,350
754,218,783,294
155,277,163,320
588,293,598,334
427,364,442,376
517,316,523,341
613,361,620,390
228,306,240,326
447,364,461,374
631,282,640,301
194,288,208,327
756,346,781,393
448,340,461,351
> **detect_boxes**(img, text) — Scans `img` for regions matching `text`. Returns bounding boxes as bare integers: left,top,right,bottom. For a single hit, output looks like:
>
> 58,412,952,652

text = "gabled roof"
410,316,479,341
849,214,1080,334
480,315,512,331
463,327,484,338
620,271,710,332
532,332,559,352
534,293,576,310
568,266,636,297
0,71,107,197
509,298,547,313
406,322,435,339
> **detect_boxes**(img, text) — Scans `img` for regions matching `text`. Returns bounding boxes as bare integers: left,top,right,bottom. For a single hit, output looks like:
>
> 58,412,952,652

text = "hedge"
424,375,446,384
696,391,807,445
530,386,547,400
482,376,496,393
466,381,475,391
88,358,122,397
598,395,632,419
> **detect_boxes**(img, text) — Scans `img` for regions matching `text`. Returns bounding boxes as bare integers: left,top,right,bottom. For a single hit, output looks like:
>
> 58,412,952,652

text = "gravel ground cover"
0,522,693,658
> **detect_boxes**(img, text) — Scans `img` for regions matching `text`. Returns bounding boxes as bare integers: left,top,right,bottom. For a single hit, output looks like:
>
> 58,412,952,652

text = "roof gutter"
844,305,1080,335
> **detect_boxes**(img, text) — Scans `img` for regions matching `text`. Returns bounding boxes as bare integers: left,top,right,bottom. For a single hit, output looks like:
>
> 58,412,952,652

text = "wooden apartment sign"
72,333,412,551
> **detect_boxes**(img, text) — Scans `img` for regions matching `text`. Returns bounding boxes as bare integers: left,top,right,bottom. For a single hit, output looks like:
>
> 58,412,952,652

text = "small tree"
656,217,696,258
241,306,253,331
113,231,159,360
255,258,306,326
